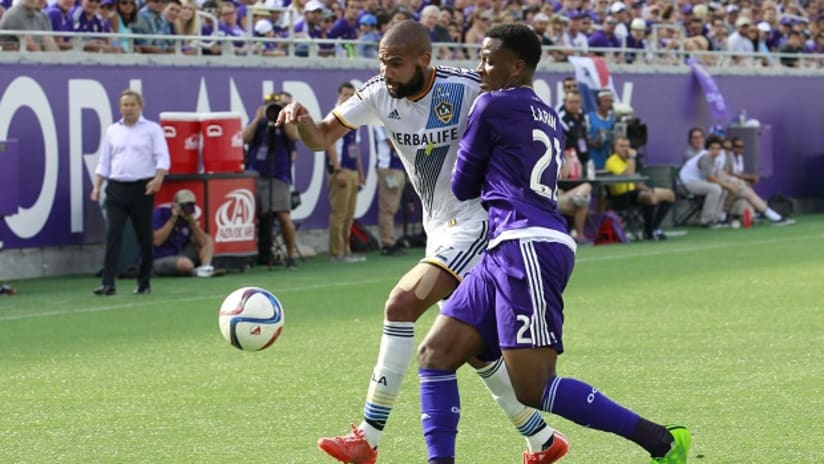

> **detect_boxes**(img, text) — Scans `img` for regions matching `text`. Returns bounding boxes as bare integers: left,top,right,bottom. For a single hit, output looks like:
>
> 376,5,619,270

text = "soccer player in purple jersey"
416,24,692,464
277,20,564,464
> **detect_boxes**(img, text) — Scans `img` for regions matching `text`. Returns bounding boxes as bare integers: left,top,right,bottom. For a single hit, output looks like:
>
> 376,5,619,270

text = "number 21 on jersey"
529,129,562,201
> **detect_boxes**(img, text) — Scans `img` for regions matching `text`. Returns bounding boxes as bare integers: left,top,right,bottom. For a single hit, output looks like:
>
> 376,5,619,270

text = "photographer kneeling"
152,189,219,277
242,93,301,269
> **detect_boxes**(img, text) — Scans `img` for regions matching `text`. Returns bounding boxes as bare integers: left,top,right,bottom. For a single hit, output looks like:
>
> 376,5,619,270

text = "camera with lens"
612,103,647,150
263,92,285,123
178,201,196,217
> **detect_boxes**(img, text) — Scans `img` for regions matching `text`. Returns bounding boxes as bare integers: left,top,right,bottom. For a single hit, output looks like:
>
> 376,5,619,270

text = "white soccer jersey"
333,66,487,235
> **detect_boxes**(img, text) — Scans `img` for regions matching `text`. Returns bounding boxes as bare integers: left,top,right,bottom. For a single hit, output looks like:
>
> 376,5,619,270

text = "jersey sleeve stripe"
359,75,384,94
435,67,481,83
331,110,358,130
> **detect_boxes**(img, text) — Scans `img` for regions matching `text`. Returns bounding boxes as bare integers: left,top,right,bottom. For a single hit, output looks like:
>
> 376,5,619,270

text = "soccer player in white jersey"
277,20,567,464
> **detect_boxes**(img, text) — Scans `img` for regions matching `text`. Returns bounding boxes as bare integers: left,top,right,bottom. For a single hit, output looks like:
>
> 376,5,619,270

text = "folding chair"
673,176,705,226
606,190,646,241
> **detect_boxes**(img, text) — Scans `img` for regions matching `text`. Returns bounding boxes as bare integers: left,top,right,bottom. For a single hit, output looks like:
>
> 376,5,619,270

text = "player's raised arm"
275,102,351,151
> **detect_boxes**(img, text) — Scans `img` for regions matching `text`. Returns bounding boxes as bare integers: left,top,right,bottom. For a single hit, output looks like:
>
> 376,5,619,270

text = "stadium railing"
1,29,823,74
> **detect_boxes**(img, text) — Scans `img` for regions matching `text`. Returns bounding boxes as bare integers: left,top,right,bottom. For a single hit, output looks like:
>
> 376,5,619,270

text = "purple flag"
688,57,729,121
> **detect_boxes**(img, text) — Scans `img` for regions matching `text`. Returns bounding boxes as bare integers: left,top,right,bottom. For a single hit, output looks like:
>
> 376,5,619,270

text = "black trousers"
101,179,155,288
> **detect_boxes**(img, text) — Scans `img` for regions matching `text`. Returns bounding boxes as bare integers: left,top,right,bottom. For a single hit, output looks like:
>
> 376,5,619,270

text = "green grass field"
2,216,823,463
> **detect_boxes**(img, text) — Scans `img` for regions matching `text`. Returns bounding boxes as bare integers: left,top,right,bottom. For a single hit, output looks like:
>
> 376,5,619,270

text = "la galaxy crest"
434,100,454,124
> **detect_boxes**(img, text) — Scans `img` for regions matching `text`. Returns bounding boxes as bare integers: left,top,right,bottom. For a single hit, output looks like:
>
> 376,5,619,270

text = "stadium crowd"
1,0,823,66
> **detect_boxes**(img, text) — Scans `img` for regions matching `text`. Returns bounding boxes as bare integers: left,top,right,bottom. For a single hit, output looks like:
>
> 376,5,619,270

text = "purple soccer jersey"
446,86,577,355
453,86,569,243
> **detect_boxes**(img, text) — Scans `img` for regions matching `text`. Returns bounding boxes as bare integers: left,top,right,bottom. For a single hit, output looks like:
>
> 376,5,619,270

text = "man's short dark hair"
705,134,723,149
486,23,542,71
688,127,704,142
338,82,355,93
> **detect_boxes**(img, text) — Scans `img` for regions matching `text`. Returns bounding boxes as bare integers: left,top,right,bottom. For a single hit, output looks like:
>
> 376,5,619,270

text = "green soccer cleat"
652,425,691,464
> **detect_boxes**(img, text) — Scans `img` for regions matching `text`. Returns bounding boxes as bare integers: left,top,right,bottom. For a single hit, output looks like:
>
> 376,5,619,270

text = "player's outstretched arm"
276,102,350,151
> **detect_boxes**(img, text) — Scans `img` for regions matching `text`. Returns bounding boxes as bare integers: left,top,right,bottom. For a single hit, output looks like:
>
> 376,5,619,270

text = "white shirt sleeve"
332,82,383,129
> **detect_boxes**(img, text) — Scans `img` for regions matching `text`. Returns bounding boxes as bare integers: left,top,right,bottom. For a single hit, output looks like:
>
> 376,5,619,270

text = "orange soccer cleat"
317,424,378,464
523,431,569,464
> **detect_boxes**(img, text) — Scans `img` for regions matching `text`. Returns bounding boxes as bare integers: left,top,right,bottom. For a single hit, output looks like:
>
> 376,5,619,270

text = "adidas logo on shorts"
387,109,401,120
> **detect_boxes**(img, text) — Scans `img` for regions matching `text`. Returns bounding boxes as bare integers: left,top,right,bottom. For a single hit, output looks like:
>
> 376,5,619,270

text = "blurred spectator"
373,125,406,256
419,4,451,58
625,17,648,63
678,135,728,227
684,17,710,52
200,0,218,35
45,0,75,50
725,4,741,33
804,31,824,67
585,90,615,169
388,6,414,27
174,0,200,54
356,13,380,57
327,0,361,56
588,14,621,57
755,21,776,65
727,16,755,63
326,82,366,263
684,127,705,161
563,11,589,50
725,136,759,184
108,0,137,52
608,1,629,40
0,0,59,51
709,16,729,51
779,29,804,66
134,0,173,53
558,91,590,165
530,12,553,46
605,136,675,240
217,1,247,55
71,0,116,52
464,9,491,45
253,17,285,56
294,0,326,57
162,0,180,33
152,189,219,277
579,14,593,35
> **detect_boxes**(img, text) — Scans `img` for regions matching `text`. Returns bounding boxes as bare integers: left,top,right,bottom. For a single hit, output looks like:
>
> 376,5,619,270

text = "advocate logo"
215,189,255,243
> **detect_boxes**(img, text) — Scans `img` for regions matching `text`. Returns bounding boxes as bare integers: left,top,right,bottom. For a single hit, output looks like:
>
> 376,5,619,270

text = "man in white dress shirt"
91,89,170,296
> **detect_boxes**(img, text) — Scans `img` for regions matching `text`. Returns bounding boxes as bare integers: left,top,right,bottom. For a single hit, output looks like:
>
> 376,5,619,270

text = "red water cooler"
200,112,244,173
159,112,200,174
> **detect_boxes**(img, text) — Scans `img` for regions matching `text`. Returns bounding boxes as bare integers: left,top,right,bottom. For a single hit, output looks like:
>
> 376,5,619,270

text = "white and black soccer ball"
218,287,284,351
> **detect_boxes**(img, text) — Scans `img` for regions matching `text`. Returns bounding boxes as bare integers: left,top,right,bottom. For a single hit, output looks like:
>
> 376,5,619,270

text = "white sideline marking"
578,233,823,263
0,279,389,322
1,233,820,322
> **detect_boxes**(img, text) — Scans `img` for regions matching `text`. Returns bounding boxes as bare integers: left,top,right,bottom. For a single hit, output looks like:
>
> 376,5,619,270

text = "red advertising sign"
206,177,257,256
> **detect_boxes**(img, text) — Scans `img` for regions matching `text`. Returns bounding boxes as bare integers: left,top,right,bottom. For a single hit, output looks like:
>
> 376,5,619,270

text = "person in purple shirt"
242,93,301,267
588,14,621,51
416,23,691,464
45,0,76,49
71,0,115,51
327,0,360,40
151,189,218,277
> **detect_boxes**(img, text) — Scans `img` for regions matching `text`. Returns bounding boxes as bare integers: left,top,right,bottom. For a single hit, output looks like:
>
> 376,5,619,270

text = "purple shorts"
441,239,575,361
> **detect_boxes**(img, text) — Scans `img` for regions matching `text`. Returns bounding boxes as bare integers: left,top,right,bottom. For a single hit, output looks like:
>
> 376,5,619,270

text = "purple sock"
419,368,460,460
541,377,639,438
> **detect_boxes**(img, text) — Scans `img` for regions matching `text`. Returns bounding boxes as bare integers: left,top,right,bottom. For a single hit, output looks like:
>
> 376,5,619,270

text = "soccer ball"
218,287,285,351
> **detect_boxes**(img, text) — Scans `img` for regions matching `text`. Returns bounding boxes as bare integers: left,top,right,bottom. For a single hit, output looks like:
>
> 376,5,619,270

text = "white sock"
764,207,782,221
359,321,416,448
475,358,554,452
